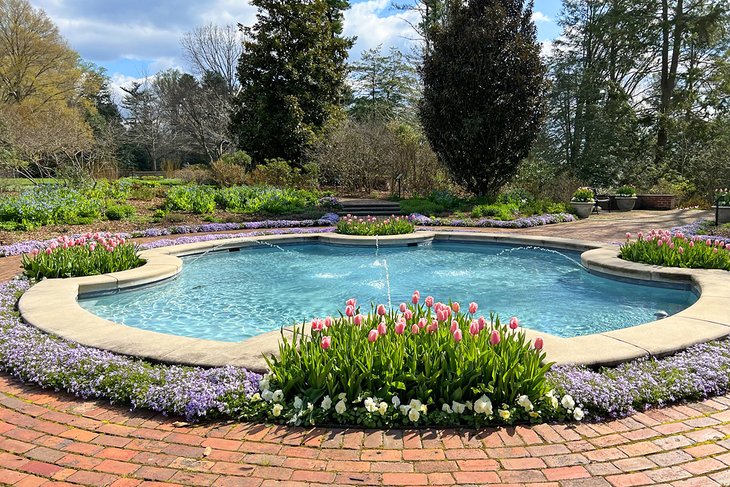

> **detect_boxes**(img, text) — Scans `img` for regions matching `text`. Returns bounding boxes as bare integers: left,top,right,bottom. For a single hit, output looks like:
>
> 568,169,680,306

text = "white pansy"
550,396,559,409
364,397,378,413
408,408,420,423
442,404,453,414
272,404,283,417
545,389,555,398
573,407,585,421
561,395,575,411
474,395,493,416
498,409,511,421
529,411,540,419
272,390,284,403
465,401,473,411
250,393,261,402
321,395,332,411
409,399,422,411
391,396,401,407
517,395,534,412
399,405,409,416
262,390,273,402
451,401,466,414
259,377,270,391
335,399,347,414
378,402,388,416
293,396,303,410
307,403,314,411
338,392,347,400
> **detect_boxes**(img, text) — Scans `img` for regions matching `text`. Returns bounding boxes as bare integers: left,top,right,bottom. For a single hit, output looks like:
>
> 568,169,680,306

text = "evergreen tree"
420,0,546,196
231,0,354,164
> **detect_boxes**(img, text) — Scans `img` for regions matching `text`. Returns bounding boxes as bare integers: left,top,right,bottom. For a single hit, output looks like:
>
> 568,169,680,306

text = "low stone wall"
637,194,678,210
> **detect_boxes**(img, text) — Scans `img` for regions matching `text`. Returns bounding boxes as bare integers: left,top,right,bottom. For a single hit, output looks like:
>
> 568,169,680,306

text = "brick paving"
0,209,725,486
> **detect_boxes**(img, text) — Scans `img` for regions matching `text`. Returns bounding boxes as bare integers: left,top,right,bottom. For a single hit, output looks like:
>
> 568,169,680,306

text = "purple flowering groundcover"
410,212,576,228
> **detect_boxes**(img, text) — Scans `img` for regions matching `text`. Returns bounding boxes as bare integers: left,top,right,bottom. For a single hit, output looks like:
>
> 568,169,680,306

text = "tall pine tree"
231,0,354,164
420,0,546,196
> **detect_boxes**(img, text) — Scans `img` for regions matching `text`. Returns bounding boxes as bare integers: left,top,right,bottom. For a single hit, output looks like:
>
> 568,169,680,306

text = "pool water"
79,242,697,341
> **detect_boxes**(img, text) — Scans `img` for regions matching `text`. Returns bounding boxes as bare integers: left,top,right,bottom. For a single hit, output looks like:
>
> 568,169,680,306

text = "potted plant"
716,188,730,224
571,187,595,218
614,185,638,211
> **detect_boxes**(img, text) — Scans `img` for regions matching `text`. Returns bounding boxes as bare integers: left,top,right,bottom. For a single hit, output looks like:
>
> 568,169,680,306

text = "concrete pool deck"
16,231,730,371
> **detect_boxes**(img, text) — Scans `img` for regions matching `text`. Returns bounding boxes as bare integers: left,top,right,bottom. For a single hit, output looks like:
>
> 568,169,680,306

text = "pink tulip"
489,330,501,345
413,290,420,298
469,321,479,336
395,321,406,335
399,303,407,313
377,304,386,316
347,298,356,307
321,336,332,350
434,302,442,312
45,248,52,255
325,316,333,328
411,294,419,305
690,241,695,248
509,317,519,330
50,243,58,250
368,330,379,343
468,302,478,314
436,310,447,322
451,302,460,313
353,314,363,326
657,240,664,247
30,249,39,257
626,232,631,240
345,305,355,317
411,324,420,334
478,316,486,330
377,321,387,336
418,318,427,328
714,248,718,254
678,247,685,254
450,320,459,333
404,309,413,320
453,329,463,343
89,244,96,252
425,296,434,308
638,231,644,240
707,239,712,246
534,337,544,350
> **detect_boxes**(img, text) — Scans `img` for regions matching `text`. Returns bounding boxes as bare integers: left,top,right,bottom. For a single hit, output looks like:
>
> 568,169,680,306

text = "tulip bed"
21,233,144,279
254,293,584,428
336,215,415,236
620,230,730,271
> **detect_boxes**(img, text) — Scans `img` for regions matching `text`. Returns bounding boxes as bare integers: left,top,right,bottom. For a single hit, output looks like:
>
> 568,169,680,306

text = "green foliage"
716,188,730,206
164,186,217,214
219,151,253,169
265,299,553,427
620,231,730,271
471,204,518,221
336,215,415,236
399,198,445,216
105,203,136,221
165,184,321,215
615,186,637,197
571,188,594,202
420,0,545,196
21,235,144,279
231,0,354,163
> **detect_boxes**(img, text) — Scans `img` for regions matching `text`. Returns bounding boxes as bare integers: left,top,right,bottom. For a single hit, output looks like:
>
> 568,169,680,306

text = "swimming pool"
78,241,697,341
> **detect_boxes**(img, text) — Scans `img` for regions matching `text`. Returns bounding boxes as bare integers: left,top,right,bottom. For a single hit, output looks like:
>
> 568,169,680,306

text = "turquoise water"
79,242,697,341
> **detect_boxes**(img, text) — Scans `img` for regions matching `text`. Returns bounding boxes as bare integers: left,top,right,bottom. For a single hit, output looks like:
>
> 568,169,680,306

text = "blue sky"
31,0,562,97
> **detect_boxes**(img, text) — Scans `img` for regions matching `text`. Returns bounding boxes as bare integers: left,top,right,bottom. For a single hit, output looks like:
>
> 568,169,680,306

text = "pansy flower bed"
620,229,730,271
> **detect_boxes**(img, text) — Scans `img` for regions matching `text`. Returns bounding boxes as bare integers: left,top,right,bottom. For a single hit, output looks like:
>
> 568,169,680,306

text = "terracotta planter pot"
615,196,637,211
571,201,594,219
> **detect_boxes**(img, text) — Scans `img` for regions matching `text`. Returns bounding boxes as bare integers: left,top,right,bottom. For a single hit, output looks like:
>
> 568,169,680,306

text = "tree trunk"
655,0,684,166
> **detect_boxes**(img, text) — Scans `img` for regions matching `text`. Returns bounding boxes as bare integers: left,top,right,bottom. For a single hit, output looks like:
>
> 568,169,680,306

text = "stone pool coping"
17,231,730,371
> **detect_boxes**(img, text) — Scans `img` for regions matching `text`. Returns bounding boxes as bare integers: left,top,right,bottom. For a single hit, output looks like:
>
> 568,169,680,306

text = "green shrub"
400,198,445,216
210,160,246,187
105,204,136,221
220,150,253,169
471,203,518,220
571,187,594,202
21,234,144,279
248,159,295,187
165,186,217,214
620,230,730,270
264,297,555,427
615,185,637,197
336,215,415,236
498,188,533,208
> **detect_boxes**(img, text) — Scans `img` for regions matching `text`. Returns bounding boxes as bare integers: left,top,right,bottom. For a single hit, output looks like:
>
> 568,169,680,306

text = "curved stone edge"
16,231,730,371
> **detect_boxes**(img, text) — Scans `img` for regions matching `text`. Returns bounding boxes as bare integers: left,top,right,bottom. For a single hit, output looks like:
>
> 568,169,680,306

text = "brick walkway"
0,210,726,486
0,375,729,486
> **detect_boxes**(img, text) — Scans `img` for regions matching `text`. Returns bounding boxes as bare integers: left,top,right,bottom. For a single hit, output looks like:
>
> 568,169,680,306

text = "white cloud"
532,11,551,23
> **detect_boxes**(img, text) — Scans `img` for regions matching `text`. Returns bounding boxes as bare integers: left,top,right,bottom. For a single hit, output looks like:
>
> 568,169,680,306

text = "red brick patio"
1,212,728,486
